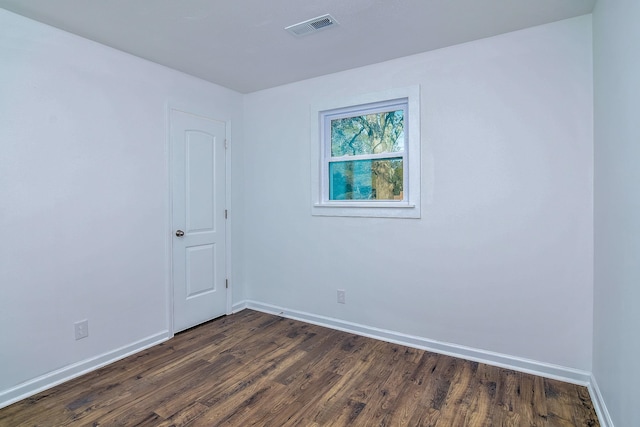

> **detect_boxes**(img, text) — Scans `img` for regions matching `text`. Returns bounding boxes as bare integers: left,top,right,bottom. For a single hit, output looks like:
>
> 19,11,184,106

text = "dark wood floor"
0,309,599,426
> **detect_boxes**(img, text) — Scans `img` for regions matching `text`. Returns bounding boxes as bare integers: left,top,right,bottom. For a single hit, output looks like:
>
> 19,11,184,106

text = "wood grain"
0,310,599,426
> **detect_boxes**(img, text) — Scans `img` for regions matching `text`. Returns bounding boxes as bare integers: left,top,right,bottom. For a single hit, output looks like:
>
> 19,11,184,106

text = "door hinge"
225,279,229,289
225,139,228,149
225,209,228,219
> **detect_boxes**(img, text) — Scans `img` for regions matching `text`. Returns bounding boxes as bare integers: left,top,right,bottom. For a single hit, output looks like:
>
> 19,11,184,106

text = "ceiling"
0,0,596,93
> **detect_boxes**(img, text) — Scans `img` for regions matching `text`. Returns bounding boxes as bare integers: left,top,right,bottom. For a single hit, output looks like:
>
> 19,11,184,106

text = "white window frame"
311,86,421,218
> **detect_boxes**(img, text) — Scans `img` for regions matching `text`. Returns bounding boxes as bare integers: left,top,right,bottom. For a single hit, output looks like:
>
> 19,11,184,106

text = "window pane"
329,158,403,200
330,110,404,157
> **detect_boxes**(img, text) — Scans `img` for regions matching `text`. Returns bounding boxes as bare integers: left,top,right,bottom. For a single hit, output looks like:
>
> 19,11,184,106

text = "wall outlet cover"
74,320,89,340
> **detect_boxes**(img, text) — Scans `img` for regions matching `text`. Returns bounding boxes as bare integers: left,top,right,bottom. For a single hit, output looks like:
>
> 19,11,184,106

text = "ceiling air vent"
285,14,339,37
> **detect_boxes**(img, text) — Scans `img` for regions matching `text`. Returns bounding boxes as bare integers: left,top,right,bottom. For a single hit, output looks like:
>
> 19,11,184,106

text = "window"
311,86,421,218
325,100,406,201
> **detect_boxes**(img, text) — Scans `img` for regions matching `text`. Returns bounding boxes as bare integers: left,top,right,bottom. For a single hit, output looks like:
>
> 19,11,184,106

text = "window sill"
312,202,420,219
314,202,415,209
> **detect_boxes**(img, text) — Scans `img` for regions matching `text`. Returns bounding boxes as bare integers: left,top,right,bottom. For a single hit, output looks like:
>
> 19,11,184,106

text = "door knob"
175,230,185,237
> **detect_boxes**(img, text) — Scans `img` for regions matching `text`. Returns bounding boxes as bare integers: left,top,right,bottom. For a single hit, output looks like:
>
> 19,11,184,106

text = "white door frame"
165,105,233,336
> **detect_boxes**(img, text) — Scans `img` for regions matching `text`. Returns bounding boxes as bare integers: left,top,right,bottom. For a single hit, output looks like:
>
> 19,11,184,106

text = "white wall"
593,0,640,425
242,16,593,371
0,9,243,406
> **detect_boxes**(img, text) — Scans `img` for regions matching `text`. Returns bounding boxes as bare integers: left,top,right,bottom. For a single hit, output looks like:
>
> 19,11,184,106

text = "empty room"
0,0,637,426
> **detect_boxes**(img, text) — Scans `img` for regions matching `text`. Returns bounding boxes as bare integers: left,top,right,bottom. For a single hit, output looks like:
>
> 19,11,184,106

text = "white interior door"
171,109,227,333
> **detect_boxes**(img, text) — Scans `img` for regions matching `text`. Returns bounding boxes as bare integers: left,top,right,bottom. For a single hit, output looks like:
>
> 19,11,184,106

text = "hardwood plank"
574,385,599,427
73,358,214,425
392,352,443,427
0,310,600,427
154,402,210,427
464,363,502,427
433,359,478,426
544,378,578,426
348,345,423,425
289,342,388,425
245,370,343,426
153,354,240,419
189,382,287,427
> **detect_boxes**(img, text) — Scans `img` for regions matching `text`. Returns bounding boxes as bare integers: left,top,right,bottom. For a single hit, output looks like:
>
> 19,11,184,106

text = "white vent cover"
285,14,338,37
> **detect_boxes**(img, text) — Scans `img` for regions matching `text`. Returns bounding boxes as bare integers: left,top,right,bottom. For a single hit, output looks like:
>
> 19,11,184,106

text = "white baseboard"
0,330,171,410
231,300,248,313
588,374,614,427
241,300,592,386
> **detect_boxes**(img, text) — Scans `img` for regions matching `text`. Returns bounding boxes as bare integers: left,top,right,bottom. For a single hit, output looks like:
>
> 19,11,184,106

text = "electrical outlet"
337,289,346,304
74,320,89,340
